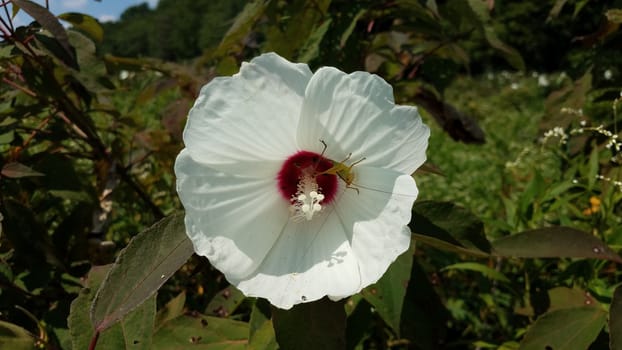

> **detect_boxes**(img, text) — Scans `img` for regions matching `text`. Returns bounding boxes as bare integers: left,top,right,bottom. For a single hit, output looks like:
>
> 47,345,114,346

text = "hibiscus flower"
175,52,429,309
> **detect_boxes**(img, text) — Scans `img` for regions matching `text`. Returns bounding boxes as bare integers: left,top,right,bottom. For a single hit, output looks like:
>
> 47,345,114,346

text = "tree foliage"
100,0,246,60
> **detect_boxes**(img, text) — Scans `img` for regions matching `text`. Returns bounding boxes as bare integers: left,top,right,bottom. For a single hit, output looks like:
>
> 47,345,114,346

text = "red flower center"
276,151,339,205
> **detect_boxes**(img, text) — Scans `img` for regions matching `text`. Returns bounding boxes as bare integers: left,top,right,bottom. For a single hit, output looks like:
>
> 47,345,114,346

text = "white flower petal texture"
175,52,430,309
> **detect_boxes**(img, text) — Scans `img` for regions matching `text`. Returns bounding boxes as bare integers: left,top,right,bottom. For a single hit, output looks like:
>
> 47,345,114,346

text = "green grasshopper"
317,140,365,193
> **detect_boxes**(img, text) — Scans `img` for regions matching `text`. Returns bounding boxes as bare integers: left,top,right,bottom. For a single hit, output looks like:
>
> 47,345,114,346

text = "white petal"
335,166,416,286
175,149,290,279
230,166,417,309
297,67,430,174
232,206,362,310
183,53,313,177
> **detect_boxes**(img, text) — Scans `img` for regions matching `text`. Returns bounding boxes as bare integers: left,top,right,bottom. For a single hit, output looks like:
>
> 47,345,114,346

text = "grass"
416,71,568,236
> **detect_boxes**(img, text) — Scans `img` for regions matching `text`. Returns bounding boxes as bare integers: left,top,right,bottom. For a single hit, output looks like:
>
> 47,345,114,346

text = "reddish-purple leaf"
492,227,622,263
1,162,44,178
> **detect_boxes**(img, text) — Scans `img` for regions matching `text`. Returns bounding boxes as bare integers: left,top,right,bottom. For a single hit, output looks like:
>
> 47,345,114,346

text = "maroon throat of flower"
276,150,339,221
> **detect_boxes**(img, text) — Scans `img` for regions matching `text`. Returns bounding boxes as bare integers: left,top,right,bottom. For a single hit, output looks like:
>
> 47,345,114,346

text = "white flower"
537,74,549,87
119,70,129,80
174,52,430,309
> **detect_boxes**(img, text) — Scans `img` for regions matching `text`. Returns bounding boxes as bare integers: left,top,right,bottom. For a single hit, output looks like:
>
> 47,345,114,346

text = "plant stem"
87,331,100,350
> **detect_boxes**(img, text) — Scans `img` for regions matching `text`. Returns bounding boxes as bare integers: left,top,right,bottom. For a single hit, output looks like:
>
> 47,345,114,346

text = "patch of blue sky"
9,0,158,27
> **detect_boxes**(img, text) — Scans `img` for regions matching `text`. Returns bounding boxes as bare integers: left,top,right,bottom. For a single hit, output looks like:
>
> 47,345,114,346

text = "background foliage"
1,0,622,349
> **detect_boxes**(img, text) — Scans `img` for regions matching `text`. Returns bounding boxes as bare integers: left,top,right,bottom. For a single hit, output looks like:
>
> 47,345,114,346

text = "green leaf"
610,285,622,350
97,297,156,350
361,241,415,334
69,265,110,350
67,30,105,80
12,0,76,69
214,56,240,76
411,233,489,257
264,0,332,59
465,0,489,22
248,299,277,350
58,13,103,43
519,306,607,349
483,26,525,71
394,0,442,36
0,117,18,128
606,9,622,24
212,0,270,58
0,320,37,350
0,255,13,282
155,292,186,331
1,162,44,178
298,18,332,63
116,296,156,350
571,0,591,17
49,190,91,202
587,146,599,190
442,262,510,283
518,286,594,318
411,201,490,256
69,265,156,350
345,297,373,349
548,0,569,20
34,32,79,69
272,298,346,350
205,286,245,317
400,260,448,349
547,287,599,312
0,131,14,144
463,0,524,70
151,314,248,350
340,9,366,48
90,213,194,332
492,227,622,263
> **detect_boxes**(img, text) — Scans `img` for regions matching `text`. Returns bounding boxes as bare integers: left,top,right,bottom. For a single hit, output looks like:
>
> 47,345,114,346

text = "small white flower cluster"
595,174,622,192
560,107,583,116
570,125,621,159
541,126,568,145
545,103,622,162
519,94,622,194
537,74,550,87
539,123,621,163
604,70,613,80
505,147,531,169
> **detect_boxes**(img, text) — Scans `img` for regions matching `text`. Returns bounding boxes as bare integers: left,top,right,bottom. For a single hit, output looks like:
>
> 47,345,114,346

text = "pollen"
277,150,339,221
292,181,326,221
